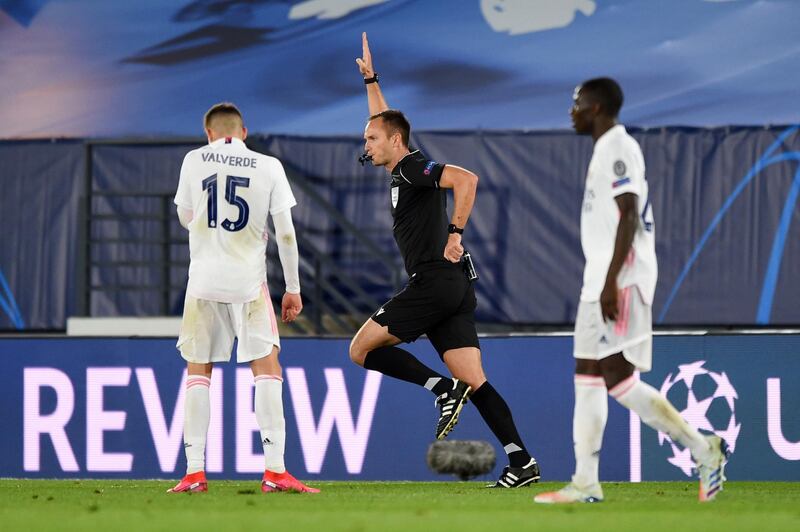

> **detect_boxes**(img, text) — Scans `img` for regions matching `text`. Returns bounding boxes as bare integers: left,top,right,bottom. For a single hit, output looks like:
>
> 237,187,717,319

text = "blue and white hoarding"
2,335,798,481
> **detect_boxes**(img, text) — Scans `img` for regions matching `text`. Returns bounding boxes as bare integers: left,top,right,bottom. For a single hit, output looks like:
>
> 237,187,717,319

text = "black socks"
470,381,532,468
363,346,452,396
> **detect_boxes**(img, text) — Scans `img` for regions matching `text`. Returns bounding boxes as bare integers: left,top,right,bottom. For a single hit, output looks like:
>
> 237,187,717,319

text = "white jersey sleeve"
268,159,297,215
598,149,639,199
174,152,194,210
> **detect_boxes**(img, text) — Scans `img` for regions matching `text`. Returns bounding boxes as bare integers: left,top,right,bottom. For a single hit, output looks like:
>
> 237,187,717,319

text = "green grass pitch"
1,480,798,531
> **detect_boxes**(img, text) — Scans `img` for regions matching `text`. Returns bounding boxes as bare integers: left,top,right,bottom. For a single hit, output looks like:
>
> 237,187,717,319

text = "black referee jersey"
389,150,450,274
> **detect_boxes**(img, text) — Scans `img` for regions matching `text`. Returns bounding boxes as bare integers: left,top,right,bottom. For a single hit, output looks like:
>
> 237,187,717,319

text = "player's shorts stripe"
261,282,279,337
614,287,632,336
625,247,636,267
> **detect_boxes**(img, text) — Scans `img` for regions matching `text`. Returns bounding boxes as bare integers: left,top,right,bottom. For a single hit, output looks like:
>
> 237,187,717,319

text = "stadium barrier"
4,126,800,331
2,334,798,481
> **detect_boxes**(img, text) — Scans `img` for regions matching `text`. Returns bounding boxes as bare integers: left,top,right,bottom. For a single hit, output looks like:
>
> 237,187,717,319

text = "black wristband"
448,224,464,235
364,74,379,84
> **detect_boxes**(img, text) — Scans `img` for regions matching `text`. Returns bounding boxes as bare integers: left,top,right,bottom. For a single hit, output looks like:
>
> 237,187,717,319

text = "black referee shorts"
371,261,479,356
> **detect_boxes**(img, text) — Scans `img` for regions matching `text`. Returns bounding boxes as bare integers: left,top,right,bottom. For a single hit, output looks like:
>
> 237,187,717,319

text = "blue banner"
2,335,798,481
1,0,798,137
638,335,800,481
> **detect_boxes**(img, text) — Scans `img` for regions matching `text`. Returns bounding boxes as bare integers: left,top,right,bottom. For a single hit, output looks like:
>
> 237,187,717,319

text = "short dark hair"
204,102,243,130
369,109,410,147
580,77,624,118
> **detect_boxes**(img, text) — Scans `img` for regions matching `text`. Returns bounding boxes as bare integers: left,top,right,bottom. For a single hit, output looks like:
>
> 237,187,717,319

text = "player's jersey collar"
594,124,626,151
209,137,246,147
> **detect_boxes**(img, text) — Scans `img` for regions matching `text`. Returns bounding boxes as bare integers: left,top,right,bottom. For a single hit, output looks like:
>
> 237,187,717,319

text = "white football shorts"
176,284,280,364
573,285,652,372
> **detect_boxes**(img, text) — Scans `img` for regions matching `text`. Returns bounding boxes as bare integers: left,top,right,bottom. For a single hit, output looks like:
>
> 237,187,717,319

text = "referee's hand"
356,32,374,78
444,234,464,263
282,292,303,323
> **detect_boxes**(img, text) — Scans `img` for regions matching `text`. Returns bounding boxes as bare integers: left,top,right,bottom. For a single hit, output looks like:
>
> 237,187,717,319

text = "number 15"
201,174,250,232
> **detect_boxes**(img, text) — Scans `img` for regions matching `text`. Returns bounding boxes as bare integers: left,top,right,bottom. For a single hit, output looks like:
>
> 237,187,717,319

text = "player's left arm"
272,208,303,323
174,153,195,230
600,192,638,321
438,165,479,263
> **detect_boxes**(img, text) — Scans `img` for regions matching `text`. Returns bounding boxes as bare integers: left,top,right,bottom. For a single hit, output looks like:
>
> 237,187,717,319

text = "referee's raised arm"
356,32,389,115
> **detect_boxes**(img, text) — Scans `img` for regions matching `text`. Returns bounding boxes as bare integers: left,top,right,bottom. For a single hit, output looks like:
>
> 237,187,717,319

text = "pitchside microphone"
358,152,373,166
427,440,496,480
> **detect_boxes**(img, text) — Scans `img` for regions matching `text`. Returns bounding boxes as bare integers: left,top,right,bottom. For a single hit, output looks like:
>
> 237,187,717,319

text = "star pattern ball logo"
658,360,741,476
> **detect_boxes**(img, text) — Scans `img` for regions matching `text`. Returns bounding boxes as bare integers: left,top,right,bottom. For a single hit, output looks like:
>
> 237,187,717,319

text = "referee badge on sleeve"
391,186,399,208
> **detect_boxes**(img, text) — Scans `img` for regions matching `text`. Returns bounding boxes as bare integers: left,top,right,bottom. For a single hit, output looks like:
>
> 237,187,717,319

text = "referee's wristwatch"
447,224,464,235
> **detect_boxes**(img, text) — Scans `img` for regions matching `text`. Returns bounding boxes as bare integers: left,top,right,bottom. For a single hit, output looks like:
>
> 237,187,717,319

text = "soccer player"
349,33,540,488
168,103,318,494
534,78,729,504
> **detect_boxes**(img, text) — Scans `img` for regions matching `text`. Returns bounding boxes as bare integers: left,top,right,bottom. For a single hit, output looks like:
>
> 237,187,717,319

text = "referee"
348,33,540,488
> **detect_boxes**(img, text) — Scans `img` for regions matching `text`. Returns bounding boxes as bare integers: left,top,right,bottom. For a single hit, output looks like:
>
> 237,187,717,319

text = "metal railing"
75,139,403,334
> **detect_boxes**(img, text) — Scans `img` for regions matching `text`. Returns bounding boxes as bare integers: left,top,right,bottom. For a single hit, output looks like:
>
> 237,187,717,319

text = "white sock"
255,375,286,474
572,375,607,488
184,375,210,474
610,374,712,464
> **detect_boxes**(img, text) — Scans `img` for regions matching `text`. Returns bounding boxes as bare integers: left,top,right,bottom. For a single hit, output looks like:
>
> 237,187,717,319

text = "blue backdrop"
2,126,799,329
2,335,798,481
1,0,798,137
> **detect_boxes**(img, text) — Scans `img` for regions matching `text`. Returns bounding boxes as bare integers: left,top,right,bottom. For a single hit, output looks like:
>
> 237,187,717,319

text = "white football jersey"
174,137,296,303
579,125,657,304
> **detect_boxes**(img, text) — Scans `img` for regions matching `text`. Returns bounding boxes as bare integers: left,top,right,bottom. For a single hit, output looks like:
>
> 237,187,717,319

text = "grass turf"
1,480,798,531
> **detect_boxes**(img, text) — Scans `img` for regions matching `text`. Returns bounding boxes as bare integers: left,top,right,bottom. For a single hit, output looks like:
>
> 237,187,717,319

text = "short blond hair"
203,102,244,134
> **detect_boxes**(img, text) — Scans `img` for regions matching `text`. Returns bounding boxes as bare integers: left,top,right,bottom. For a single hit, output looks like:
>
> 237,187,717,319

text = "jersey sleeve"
600,148,638,198
174,152,194,209
398,155,445,188
268,158,298,215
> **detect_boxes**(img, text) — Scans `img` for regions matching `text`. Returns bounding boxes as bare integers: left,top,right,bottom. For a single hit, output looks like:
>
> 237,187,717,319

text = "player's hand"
443,233,464,263
281,292,303,323
355,32,375,78
600,280,618,322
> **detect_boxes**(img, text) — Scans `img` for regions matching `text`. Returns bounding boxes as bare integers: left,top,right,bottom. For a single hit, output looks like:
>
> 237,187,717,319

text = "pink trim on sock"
186,376,210,390
254,374,283,383
614,286,632,336
609,374,638,399
574,375,605,387
261,282,279,337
